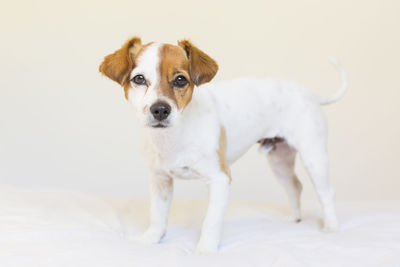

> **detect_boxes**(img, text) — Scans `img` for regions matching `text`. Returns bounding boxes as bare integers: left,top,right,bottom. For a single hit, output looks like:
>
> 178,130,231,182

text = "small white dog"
99,37,348,253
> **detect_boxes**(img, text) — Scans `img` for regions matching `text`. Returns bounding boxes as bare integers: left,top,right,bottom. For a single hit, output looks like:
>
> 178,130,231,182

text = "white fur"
127,44,347,253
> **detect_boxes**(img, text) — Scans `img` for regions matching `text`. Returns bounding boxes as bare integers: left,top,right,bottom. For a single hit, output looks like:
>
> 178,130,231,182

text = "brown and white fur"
99,37,348,254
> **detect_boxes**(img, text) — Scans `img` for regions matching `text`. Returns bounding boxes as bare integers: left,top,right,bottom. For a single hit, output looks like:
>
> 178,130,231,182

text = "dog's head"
99,37,218,128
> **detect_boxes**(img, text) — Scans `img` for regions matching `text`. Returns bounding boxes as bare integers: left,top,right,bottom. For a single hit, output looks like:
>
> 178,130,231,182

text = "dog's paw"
322,220,339,233
195,240,219,254
284,214,302,223
132,229,165,244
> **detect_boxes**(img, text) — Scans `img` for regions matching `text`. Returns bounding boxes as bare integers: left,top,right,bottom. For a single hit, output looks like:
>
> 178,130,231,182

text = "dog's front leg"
196,173,230,254
137,173,173,244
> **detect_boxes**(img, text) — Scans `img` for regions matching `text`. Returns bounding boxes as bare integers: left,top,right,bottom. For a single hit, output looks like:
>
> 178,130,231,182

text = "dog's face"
99,37,218,128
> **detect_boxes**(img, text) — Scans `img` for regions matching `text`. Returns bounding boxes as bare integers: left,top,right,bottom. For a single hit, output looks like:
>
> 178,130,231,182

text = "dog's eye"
173,75,188,88
132,75,146,85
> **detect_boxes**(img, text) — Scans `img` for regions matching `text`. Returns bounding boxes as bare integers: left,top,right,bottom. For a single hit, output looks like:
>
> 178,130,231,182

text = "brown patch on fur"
99,39,157,100
158,44,193,109
158,42,218,109
218,126,231,182
123,84,131,100
177,40,218,86
123,42,154,99
99,37,142,87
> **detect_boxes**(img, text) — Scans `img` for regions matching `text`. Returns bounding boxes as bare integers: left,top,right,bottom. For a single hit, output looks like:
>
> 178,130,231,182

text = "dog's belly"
225,126,279,164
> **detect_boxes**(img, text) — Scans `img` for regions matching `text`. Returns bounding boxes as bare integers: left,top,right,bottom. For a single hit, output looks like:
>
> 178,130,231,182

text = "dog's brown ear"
99,37,142,86
178,40,218,86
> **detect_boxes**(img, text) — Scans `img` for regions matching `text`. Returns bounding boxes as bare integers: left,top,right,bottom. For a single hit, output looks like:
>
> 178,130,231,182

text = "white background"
1,0,399,203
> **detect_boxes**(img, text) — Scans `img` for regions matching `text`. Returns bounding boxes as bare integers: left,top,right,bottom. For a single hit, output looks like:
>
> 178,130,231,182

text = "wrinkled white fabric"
0,184,399,267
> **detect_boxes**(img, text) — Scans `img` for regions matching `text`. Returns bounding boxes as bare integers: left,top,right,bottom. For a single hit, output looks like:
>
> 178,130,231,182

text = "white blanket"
1,184,399,267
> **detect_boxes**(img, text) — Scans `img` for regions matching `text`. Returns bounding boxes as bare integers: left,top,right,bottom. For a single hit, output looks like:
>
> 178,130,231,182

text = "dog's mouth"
148,121,170,128
152,123,168,128
147,116,172,129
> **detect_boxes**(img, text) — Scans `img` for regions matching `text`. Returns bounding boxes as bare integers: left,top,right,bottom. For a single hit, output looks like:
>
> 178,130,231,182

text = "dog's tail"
319,58,348,105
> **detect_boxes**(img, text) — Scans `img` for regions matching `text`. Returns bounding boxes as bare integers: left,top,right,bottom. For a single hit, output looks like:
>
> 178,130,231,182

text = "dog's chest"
167,165,204,180
144,136,215,180
152,153,208,180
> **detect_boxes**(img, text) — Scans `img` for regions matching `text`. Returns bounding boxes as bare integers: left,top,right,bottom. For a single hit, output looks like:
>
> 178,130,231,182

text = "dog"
99,37,347,254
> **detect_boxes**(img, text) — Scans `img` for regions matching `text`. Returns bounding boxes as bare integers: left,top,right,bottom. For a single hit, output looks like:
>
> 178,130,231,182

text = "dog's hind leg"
298,139,339,232
262,140,303,222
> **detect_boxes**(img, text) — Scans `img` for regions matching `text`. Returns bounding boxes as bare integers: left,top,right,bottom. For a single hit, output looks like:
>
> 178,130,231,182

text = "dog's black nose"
150,102,171,121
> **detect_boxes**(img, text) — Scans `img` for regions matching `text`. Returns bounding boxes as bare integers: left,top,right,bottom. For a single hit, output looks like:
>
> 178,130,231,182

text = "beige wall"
1,0,399,202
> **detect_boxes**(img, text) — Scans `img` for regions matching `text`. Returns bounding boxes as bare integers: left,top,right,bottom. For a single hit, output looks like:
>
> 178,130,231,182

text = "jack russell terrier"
99,37,348,254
